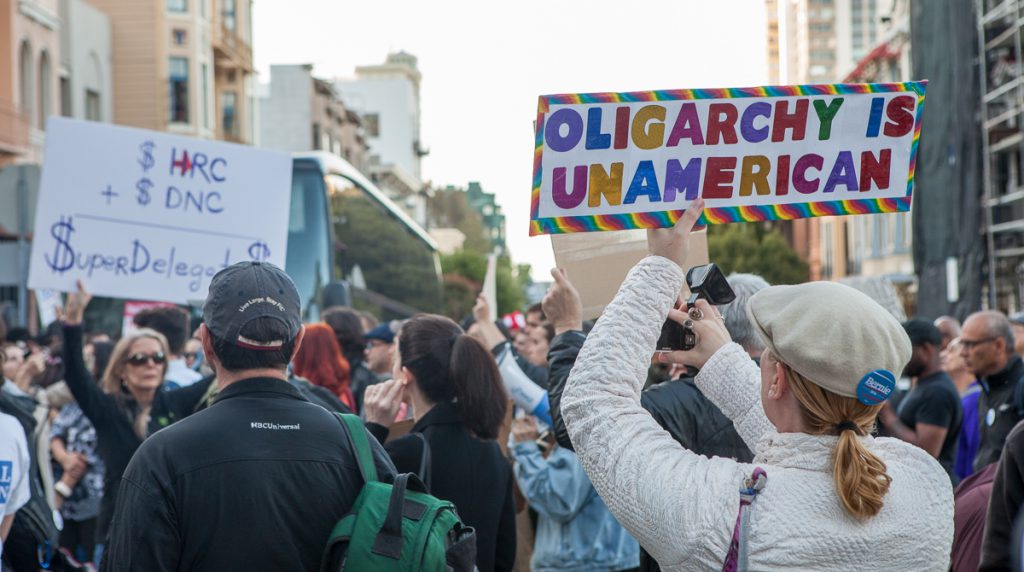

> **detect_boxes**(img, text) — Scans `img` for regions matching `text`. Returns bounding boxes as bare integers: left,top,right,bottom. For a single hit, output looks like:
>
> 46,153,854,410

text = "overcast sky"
253,0,769,280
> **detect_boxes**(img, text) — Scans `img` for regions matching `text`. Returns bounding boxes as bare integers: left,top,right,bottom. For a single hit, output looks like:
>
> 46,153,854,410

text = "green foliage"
707,223,809,285
440,251,528,319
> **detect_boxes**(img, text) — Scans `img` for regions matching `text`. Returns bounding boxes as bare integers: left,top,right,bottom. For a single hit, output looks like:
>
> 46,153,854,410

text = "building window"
221,91,237,137
173,29,187,45
312,123,321,150
19,41,33,123
363,113,379,137
222,0,236,31
168,0,187,12
38,51,51,130
169,57,190,123
85,90,101,121
60,77,71,117
201,63,209,128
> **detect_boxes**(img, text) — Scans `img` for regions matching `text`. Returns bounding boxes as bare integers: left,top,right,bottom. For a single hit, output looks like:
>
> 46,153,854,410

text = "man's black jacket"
976,355,1024,471
101,377,396,572
546,330,753,572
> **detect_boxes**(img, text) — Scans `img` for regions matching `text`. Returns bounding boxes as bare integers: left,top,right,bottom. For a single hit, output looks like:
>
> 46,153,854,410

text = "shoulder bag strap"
335,412,378,483
722,467,767,572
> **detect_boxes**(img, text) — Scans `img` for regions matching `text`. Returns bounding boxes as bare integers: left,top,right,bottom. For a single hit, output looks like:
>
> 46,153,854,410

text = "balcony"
0,102,30,160
212,24,253,72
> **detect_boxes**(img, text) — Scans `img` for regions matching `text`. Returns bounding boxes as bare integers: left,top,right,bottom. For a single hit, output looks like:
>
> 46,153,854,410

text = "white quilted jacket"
561,256,954,571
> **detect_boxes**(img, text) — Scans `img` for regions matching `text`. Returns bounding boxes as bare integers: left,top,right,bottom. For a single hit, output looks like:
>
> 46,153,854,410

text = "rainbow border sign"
529,81,927,235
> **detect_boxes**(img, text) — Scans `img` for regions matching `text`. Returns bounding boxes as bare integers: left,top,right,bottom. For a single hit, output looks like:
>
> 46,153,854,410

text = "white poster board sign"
28,118,292,303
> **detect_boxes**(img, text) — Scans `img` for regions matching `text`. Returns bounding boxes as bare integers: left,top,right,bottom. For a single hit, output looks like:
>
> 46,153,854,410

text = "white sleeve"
560,256,741,566
694,343,776,454
1,416,31,516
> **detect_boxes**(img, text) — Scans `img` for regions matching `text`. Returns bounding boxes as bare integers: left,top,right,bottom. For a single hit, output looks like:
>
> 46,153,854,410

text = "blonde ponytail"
781,362,892,520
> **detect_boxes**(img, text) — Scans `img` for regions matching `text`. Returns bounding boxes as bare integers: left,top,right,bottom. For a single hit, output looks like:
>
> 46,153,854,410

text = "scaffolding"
978,0,1024,309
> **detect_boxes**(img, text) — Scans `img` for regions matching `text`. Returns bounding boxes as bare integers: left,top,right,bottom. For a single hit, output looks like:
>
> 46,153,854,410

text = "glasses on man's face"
960,337,998,350
126,352,167,367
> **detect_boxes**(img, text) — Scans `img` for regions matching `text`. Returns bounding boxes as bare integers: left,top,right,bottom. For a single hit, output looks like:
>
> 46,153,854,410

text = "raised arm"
693,343,775,453
542,268,586,451
560,250,741,565
60,283,115,426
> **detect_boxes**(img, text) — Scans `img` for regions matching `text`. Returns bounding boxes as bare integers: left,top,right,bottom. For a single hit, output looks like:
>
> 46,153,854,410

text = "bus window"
287,163,332,320
327,175,442,319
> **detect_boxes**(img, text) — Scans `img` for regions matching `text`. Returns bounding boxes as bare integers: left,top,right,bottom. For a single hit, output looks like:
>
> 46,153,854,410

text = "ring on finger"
688,307,704,321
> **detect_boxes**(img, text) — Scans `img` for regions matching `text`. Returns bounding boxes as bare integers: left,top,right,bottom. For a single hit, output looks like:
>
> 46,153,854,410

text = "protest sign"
34,288,61,328
122,300,176,337
482,253,498,322
28,117,292,303
530,82,927,235
552,229,709,319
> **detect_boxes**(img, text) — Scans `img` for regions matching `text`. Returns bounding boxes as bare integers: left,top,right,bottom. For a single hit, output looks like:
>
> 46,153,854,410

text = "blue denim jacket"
512,442,639,572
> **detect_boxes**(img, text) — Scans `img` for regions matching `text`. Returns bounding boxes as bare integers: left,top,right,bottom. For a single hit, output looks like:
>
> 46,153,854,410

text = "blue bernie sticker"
856,370,896,406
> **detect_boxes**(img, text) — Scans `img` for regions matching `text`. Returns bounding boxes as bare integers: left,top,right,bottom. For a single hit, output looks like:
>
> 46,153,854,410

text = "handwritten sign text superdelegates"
529,82,927,235
28,117,292,303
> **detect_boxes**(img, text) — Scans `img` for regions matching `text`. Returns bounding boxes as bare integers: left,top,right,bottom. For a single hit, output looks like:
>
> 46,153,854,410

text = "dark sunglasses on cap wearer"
126,352,167,366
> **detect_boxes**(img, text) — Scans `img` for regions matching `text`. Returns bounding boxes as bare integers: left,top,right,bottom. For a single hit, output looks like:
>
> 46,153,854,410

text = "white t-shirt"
165,358,204,389
0,411,30,559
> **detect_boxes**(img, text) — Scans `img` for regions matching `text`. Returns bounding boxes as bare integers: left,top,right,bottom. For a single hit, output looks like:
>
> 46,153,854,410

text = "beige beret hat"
747,281,912,404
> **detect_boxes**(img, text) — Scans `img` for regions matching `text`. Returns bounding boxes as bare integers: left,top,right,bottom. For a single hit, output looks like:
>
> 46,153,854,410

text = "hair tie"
835,421,860,434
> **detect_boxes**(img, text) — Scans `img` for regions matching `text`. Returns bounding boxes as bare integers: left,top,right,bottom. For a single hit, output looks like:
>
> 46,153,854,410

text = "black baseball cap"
902,318,943,347
203,261,301,350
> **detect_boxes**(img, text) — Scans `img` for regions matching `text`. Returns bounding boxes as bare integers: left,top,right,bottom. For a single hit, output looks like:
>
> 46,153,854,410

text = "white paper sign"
28,118,292,303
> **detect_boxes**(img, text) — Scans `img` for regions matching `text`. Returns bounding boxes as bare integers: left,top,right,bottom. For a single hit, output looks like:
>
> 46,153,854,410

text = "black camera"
656,263,736,352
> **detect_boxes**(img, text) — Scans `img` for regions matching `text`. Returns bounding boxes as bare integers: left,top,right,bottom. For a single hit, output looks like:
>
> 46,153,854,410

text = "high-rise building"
768,0,884,281
842,0,913,288
767,0,781,83
87,0,255,143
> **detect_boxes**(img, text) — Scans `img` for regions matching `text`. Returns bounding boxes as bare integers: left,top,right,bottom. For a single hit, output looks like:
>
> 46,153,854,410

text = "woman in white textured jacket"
559,200,954,571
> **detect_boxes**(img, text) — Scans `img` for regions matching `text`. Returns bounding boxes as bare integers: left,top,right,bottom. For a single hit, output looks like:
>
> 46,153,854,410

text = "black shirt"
976,355,1024,471
62,324,214,542
368,401,516,572
896,370,963,484
101,377,396,572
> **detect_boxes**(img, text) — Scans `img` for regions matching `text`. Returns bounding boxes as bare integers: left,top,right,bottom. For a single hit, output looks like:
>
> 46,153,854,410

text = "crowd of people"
2,202,1024,570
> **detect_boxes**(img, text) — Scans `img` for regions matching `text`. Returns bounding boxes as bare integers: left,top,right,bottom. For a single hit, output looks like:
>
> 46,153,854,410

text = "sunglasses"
960,337,998,350
126,352,167,366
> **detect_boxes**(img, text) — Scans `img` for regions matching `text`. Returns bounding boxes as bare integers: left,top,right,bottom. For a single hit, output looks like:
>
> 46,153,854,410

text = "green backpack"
320,414,477,572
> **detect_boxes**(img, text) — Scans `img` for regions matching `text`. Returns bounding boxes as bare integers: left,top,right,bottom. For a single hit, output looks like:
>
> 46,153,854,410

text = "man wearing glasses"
960,311,1024,471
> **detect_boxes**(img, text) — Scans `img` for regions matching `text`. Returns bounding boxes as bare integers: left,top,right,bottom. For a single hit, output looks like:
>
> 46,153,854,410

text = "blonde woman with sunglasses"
59,281,214,557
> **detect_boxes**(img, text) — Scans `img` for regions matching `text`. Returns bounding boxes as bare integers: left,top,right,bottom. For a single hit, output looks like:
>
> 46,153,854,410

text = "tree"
707,223,809,285
440,251,527,319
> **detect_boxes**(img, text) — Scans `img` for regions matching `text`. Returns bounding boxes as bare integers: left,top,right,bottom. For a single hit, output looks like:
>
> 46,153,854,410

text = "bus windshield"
326,174,443,319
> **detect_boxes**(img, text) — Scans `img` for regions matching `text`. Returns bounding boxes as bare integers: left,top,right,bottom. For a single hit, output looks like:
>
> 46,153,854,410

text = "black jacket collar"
985,355,1024,389
411,400,462,432
213,377,304,404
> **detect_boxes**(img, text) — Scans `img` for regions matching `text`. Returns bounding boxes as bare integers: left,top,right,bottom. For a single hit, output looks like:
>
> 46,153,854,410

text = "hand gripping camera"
656,263,736,352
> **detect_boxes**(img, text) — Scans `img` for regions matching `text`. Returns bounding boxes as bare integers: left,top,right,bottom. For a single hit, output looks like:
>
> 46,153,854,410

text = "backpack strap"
412,432,432,492
335,413,378,483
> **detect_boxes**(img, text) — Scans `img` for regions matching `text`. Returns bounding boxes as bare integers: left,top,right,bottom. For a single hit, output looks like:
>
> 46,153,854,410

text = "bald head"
934,316,961,351
961,311,1016,377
